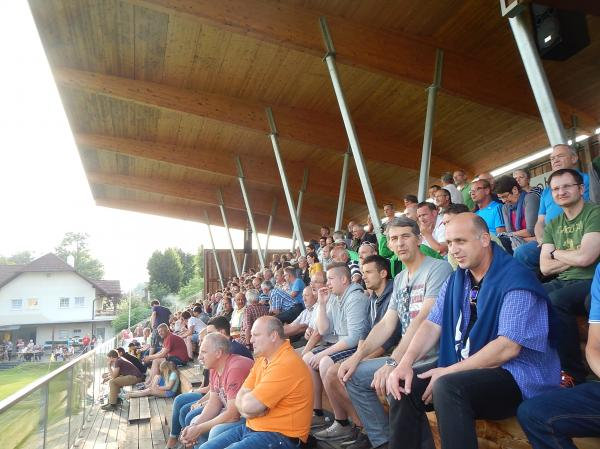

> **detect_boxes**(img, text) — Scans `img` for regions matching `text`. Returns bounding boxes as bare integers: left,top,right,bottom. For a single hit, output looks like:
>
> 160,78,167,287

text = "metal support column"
263,197,278,262
265,107,307,256
235,157,266,268
506,6,567,146
319,17,382,236
204,210,225,289
417,49,444,202
291,168,309,251
335,149,351,231
242,253,248,274
217,188,240,278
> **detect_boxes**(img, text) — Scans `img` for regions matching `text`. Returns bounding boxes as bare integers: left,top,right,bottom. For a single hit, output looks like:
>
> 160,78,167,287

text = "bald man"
385,213,560,449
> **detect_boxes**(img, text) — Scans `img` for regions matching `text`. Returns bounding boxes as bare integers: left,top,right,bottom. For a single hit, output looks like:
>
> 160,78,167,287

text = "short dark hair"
429,184,441,190
387,216,420,237
107,350,118,358
441,172,454,184
207,316,231,336
446,203,470,215
417,201,436,211
494,176,520,195
438,188,451,199
116,347,125,355
193,306,203,315
403,194,418,204
150,300,160,306
127,342,136,348
547,168,583,186
361,255,391,279
321,225,330,232
181,311,191,320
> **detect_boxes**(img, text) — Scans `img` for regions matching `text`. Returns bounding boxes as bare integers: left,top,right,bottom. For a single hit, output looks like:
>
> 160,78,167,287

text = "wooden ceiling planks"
27,0,600,240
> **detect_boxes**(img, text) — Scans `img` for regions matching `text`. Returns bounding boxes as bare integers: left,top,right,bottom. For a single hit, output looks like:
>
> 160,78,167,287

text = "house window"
74,297,85,307
73,329,82,335
58,330,69,340
26,298,39,309
59,297,69,308
11,299,22,310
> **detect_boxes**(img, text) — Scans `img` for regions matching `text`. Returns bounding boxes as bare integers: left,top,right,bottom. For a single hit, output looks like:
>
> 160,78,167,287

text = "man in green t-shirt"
541,168,600,384
453,169,475,211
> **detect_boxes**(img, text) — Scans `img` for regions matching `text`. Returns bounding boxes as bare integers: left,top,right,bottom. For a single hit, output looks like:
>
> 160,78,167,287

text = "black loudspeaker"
531,5,590,61
244,225,252,254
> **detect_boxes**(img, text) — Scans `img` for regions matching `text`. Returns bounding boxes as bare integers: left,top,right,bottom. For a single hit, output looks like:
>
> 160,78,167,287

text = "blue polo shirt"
590,264,600,324
289,278,305,304
540,171,589,224
475,201,505,235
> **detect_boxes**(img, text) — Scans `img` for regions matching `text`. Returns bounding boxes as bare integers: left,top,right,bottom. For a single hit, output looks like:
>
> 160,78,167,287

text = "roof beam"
131,0,597,130
76,133,389,206
94,197,321,237
87,170,334,226
55,68,461,174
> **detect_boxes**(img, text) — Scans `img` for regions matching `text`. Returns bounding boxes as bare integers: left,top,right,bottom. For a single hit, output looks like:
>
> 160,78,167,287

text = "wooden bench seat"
179,365,204,393
128,397,151,423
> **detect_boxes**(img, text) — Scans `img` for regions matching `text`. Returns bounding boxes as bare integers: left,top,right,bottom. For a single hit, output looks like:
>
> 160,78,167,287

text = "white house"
0,253,121,345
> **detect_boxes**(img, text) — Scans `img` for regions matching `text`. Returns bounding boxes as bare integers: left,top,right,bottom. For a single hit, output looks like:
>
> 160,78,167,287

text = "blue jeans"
345,357,389,447
198,423,301,449
513,241,541,272
517,381,600,449
170,392,204,437
544,278,592,383
193,419,245,448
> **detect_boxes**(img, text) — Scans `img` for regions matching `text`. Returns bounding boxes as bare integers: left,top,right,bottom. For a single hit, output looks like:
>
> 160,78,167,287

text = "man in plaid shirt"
237,289,269,350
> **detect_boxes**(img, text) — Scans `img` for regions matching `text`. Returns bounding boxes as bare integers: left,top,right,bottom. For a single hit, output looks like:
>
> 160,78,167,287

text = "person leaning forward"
385,213,560,449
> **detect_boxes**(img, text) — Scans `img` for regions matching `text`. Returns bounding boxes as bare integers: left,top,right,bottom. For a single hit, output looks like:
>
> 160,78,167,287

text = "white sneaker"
313,421,354,440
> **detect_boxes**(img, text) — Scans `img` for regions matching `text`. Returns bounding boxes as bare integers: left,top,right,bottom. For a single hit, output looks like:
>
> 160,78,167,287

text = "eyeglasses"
471,187,487,192
550,183,581,193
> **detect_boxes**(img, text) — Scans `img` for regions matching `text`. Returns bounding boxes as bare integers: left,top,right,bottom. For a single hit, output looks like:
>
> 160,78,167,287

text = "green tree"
178,276,204,301
112,297,151,333
55,232,104,279
176,249,196,286
195,246,204,278
147,248,183,294
0,251,34,265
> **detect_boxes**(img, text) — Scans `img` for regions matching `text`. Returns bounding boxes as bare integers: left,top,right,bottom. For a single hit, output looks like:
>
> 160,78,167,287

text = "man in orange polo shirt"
198,316,313,449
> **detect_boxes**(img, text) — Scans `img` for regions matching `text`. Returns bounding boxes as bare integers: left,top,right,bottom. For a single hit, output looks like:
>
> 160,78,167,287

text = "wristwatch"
385,358,398,367
550,249,556,259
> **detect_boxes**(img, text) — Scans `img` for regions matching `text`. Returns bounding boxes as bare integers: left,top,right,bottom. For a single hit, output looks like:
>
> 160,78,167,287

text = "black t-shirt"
152,305,171,328
122,352,146,373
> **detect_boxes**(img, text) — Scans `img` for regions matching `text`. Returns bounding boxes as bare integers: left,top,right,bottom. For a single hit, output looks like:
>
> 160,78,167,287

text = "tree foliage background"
146,246,204,302
0,251,34,265
55,232,104,279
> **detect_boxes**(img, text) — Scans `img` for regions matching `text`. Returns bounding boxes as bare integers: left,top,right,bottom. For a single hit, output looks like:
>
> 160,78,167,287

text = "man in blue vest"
385,213,560,449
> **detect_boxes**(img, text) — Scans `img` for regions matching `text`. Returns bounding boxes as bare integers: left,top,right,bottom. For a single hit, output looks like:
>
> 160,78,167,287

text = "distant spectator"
440,172,463,205
513,168,542,197
471,178,506,235
101,349,143,411
453,169,475,210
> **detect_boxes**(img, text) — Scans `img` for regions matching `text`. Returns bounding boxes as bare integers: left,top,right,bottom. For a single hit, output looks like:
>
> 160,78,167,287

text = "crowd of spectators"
100,143,599,449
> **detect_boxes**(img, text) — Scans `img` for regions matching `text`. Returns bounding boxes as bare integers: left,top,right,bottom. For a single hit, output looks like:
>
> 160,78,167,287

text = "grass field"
0,362,64,401
0,362,90,449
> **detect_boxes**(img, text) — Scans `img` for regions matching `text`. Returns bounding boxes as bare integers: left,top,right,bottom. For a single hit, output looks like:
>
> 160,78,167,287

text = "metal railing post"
66,365,74,448
263,198,278,262
319,17,382,237
335,150,351,231
291,168,309,252
41,383,49,449
265,107,307,256
217,188,241,277
235,157,266,268
506,6,567,146
204,210,225,289
242,253,248,274
417,49,444,202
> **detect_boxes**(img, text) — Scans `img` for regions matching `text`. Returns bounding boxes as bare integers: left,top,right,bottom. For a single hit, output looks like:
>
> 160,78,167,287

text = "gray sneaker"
344,432,373,449
313,421,355,440
310,414,331,429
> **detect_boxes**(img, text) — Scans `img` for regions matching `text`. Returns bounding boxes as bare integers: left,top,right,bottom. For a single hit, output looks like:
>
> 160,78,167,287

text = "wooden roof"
28,0,600,238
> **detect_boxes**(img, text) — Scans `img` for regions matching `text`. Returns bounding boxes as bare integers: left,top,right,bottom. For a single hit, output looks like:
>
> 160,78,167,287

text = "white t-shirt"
188,316,206,334
422,214,446,248
443,183,464,205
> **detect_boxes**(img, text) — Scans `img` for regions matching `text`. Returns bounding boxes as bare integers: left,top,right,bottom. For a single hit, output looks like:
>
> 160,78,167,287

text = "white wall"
0,271,96,326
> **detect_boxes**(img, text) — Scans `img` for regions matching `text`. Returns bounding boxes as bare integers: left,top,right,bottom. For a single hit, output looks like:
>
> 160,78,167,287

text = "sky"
0,2,292,291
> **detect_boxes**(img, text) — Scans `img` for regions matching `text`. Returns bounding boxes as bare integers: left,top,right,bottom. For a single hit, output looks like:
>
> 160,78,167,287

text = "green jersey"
543,203,600,281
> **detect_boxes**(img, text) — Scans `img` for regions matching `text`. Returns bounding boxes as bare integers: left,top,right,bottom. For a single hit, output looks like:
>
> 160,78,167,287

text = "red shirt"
209,354,254,407
163,332,189,362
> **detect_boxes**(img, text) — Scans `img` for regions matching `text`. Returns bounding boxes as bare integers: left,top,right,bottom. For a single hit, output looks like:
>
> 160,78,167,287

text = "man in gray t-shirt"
337,217,452,448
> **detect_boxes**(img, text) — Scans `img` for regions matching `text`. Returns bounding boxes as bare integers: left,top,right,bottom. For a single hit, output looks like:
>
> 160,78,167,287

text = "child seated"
127,360,180,399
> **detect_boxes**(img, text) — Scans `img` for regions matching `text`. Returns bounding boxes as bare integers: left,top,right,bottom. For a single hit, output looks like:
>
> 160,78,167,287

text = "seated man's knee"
432,372,463,403
302,351,314,364
318,356,334,378
324,362,340,384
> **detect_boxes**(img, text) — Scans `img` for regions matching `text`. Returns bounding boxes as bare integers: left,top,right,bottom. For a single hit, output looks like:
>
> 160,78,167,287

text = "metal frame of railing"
0,317,150,449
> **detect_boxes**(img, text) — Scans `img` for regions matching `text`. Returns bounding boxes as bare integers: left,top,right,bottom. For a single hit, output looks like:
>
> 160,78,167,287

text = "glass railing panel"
69,364,85,449
45,369,70,449
0,387,43,449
